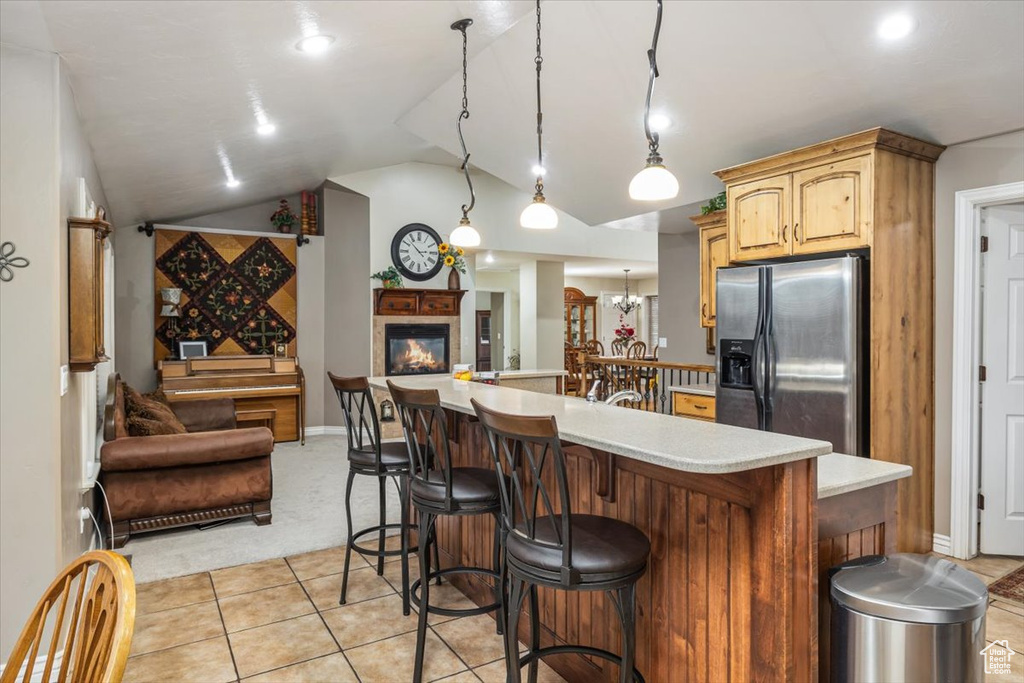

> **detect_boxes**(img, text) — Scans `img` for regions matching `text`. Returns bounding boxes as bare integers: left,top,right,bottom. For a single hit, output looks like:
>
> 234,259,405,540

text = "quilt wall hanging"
154,228,298,361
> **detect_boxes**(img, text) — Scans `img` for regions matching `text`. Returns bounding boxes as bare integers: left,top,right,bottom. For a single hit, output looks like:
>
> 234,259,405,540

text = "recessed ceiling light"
485,252,495,264
256,122,276,136
296,34,334,54
878,14,915,40
226,178,241,188
531,164,546,176
648,113,672,132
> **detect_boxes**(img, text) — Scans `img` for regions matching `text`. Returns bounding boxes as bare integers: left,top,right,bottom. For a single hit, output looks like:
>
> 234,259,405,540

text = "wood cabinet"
373,288,466,317
694,210,729,327
564,287,597,347
715,128,946,552
792,155,873,255
672,391,716,421
728,174,791,261
69,217,111,372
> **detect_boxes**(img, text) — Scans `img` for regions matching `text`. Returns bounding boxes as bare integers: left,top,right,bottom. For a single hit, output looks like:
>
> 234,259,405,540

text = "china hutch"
563,287,597,347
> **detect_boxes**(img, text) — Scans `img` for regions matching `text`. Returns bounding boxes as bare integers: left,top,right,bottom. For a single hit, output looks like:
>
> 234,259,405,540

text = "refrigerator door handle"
752,268,767,430
764,268,775,430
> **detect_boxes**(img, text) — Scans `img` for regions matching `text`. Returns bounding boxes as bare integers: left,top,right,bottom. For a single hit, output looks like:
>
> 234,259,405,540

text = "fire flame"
394,340,440,372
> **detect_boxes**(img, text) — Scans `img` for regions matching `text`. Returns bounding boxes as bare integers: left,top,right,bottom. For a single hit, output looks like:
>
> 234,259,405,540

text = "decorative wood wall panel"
153,229,297,361
430,414,816,683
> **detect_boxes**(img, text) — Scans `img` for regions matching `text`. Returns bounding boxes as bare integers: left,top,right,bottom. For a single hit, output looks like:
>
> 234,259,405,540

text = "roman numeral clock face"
391,223,444,282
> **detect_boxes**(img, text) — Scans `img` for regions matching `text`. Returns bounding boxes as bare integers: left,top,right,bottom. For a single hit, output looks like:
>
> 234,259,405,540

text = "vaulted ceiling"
7,0,1023,229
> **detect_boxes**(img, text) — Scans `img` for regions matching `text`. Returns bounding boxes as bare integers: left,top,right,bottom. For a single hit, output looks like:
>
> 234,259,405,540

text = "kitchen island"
371,376,905,682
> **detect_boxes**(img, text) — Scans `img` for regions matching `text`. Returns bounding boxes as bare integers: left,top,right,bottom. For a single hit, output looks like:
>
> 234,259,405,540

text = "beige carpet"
123,435,405,584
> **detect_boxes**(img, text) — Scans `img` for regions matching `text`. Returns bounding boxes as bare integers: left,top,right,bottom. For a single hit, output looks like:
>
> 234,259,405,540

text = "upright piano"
159,355,305,443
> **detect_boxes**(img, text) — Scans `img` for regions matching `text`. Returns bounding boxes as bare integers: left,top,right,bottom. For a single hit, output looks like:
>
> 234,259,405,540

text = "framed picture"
178,340,208,359
274,342,288,358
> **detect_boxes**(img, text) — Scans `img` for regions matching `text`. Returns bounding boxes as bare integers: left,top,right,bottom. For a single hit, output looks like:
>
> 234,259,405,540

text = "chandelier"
610,269,642,315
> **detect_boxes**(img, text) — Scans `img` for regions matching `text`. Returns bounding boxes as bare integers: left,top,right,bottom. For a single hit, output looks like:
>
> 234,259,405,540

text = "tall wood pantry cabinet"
710,127,945,553
693,210,728,328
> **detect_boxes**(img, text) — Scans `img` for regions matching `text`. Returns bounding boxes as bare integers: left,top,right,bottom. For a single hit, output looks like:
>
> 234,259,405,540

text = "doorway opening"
950,182,1024,559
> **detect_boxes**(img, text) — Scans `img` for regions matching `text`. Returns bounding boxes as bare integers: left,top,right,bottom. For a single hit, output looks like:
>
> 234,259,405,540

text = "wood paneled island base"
430,412,818,683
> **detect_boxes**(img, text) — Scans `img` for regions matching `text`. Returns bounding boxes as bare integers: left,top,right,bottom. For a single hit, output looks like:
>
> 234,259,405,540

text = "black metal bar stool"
387,381,504,683
329,373,414,614
472,398,650,683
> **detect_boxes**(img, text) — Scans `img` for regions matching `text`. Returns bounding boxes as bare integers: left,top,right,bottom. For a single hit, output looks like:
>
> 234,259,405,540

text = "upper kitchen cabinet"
792,154,873,255
69,217,112,371
716,128,940,264
727,174,791,262
693,210,728,327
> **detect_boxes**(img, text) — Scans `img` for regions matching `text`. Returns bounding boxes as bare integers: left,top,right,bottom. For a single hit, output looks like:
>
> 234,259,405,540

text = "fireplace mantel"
373,288,467,317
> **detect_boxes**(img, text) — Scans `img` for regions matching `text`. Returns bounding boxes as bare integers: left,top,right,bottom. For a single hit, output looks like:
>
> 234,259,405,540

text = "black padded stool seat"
348,441,410,469
506,514,651,581
411,467,502,507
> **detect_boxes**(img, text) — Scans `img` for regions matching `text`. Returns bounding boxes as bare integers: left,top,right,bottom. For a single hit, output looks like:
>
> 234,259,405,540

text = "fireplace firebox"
385,324,450,376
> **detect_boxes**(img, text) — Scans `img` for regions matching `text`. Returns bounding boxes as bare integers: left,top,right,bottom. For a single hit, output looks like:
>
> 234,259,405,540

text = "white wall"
520,261,565,370
0,45,110,658
330,162,656,367
657,230,714,364
933,130,1024,537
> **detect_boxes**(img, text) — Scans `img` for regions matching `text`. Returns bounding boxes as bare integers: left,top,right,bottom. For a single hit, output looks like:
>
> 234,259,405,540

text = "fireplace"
385,324,450,376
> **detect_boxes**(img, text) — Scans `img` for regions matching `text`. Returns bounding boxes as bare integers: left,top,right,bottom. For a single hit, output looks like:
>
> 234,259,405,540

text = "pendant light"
520,0,558,230
628,0,679,201
449,18,482,248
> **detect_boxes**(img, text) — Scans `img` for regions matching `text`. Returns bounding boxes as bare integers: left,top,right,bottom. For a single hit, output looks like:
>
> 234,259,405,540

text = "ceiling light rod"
629,0,679,201
449,18,481,247
520,0,558,230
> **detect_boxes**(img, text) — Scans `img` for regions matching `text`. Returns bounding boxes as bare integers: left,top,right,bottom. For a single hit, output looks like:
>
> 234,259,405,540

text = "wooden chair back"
471,399,577,584
387,381,454,508
328,373,384,469
2,551,135,683
627,341,647,359
583,339,604,356
610,338,628,356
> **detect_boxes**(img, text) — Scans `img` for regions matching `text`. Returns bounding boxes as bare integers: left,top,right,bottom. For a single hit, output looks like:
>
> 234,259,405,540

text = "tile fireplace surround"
371,314,461,438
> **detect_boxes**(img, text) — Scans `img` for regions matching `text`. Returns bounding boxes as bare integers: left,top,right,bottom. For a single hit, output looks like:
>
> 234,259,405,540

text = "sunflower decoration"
437,242,467,274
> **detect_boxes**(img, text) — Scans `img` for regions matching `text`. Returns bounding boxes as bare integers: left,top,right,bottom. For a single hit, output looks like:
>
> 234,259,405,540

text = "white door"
980,203,1024,556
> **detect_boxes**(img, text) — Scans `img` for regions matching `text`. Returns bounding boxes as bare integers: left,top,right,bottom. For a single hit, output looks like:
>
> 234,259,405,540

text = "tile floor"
124,539,565,683
126,545,1023,682
939,553,1024,681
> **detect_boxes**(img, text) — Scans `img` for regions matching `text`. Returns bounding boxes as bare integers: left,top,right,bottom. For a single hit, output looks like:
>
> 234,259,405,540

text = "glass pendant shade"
449,218,481,247
629,162,679,201
520,195,558,230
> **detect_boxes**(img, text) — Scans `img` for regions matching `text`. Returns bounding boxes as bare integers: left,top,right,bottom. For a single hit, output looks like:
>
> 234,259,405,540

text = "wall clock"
391,223,443,281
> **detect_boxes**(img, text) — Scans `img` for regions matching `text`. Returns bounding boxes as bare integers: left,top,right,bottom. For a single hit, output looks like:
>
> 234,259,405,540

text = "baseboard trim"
932,533,952,556
304,426,347,437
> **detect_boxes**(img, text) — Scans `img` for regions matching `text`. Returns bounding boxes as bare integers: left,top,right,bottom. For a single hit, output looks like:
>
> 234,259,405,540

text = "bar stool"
472,398,651,683
387,381,504,683
328,373,413,614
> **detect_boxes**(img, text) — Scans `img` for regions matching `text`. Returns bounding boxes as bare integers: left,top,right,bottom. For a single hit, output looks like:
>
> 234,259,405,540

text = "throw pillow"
123,383,187,435
127,413,187,437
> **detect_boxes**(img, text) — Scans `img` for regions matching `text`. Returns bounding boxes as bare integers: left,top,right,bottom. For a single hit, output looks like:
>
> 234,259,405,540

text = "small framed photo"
274,342,288,358
178,340,208,359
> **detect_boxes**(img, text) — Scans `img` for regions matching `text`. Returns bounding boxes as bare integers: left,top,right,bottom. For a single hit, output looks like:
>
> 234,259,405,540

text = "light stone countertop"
494,369,567,379
817,453,912,499
668,383,717,397
371,375,830,474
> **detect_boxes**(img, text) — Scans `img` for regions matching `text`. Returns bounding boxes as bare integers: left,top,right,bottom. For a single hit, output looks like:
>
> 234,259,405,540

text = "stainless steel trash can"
830,553,988,683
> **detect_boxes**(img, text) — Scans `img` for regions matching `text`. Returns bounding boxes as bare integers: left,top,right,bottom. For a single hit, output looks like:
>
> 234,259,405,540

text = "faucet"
586,380,601,403
604,389,643,406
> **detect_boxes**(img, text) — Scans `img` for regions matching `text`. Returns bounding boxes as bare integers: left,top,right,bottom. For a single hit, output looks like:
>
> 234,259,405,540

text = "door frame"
950,181,1024,559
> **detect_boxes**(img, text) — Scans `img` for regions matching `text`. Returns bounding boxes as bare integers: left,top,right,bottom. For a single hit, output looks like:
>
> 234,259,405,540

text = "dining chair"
584,339,604,356
627,341,647,359
2,550,135,683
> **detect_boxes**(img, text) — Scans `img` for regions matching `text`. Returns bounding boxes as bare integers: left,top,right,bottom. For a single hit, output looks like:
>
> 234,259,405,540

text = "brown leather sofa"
100,374,274,548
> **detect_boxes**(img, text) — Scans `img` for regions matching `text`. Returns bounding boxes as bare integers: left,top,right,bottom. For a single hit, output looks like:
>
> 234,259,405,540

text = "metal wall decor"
0,242,30,282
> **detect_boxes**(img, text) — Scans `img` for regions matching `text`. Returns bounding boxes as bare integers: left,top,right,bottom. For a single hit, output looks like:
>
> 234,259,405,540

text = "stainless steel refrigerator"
715,256,866,456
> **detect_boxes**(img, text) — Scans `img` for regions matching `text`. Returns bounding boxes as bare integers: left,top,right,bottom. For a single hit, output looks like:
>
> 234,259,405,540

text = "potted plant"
700,191,727,215
270,199,298,233
438,242,467,290
614,314,636,353
371,266,404,289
